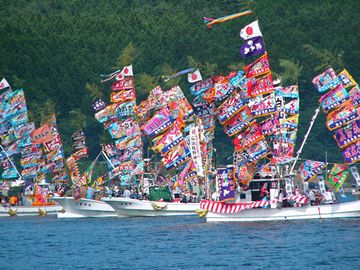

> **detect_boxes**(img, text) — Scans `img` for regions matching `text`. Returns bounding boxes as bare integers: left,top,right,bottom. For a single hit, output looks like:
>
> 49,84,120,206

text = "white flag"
188,69,202,83
115,65,133,81
240,20,262,40
0,78,10,90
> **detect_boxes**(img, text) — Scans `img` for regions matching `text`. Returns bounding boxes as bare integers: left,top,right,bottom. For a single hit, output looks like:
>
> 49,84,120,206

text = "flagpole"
0,144,22,180
289,106,321,175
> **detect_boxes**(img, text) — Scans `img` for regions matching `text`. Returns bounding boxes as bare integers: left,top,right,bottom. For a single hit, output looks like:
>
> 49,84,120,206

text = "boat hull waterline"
205,200,360,222
53,196,117,218
0,205,63,217
102,197,200,217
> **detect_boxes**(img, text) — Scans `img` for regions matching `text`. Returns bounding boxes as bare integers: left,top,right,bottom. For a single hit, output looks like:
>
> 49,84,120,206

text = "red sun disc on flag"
124,68,129,74
191,74,198,80
246,26,253,35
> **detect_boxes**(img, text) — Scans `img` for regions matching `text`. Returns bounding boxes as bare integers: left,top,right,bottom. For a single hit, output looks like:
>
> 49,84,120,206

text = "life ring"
196,209,208,218
8,209,17,216
38,209,47,216
151,201,167,210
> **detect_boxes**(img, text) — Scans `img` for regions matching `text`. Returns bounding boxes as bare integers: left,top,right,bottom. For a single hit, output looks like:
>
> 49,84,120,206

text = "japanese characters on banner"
313,67,360,164
217,167,235,201
298,160,327,182
188,125,204,177
99,64,143,182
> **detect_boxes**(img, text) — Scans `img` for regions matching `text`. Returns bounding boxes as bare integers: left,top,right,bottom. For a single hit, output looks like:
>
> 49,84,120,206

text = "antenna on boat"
289,106,321,175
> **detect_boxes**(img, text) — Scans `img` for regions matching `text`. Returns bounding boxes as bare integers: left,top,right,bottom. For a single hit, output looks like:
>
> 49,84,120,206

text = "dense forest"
1,0,359,165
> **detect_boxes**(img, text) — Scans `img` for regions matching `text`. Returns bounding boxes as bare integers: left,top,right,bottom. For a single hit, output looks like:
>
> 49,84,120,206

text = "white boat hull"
205,200,360,222
0,204,63,217
53,197,116,218
102,197,200,217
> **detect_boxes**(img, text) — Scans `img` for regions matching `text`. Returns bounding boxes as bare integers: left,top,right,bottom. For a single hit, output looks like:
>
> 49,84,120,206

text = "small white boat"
52,196,117,218
102,197,200,217
0,204,63,217
202,200,360,222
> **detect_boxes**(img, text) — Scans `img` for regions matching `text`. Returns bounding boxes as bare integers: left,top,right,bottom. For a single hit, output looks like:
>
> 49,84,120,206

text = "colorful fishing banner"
212,76,235,101
115,136,142,150
245,53,270,78
280,115,299,130
298,160,327,182
152,123,184,154
333,119,360,148
142,106,174,138
240,36,266,58
190,77,214,96
342,140,360,164
240,139,270,164
111,77,135,91
224,105,254,136
107,118,140,139
326,101,358,131
282,99,299,115
95,100,136,123
0,78,10,90
161,140,191,170
328,164,349,191
275,85,299,99
260,116,280,135
216,92,245,124
319,83,349,113
248,93,277,117
92,98,107,112
233,161,255,186
233,123,264,151
194,101,215,118
247,73,273,97
110,88,136,103
312,67,341,93
338,69,356,88
217,167,235,201
349,85,360,108
30,124,53,144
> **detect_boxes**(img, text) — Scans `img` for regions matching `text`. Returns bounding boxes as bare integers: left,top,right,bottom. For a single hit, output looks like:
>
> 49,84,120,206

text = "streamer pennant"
203,10,253,29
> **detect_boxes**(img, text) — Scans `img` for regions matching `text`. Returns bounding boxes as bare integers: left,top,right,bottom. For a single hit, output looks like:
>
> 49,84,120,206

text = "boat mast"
289,106,321,175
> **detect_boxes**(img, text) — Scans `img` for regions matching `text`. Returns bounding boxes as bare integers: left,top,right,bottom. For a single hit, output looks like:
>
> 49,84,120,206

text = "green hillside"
1,0,359,164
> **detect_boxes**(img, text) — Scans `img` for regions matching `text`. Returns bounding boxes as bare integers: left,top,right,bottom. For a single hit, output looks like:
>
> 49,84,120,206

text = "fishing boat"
52,196,116,218
200,198,360,222
102,197,199,217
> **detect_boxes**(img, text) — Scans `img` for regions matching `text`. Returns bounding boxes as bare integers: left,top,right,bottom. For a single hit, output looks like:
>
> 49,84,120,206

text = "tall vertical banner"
188,125,204,177
217,167,235,201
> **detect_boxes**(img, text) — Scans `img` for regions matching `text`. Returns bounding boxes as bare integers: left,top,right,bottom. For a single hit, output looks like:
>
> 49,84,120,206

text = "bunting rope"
200,195,309,214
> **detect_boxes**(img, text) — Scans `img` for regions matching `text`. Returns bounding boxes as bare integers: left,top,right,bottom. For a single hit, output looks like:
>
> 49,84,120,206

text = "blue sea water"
0,215,359,270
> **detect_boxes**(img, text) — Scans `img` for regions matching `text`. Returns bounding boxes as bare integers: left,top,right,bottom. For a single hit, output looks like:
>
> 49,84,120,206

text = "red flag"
30,124,53,144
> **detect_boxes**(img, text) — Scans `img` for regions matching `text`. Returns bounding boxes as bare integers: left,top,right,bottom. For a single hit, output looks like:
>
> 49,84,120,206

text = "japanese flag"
115,64,133,81
188,69,203,83
0,78,10,90
240,20,262,40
